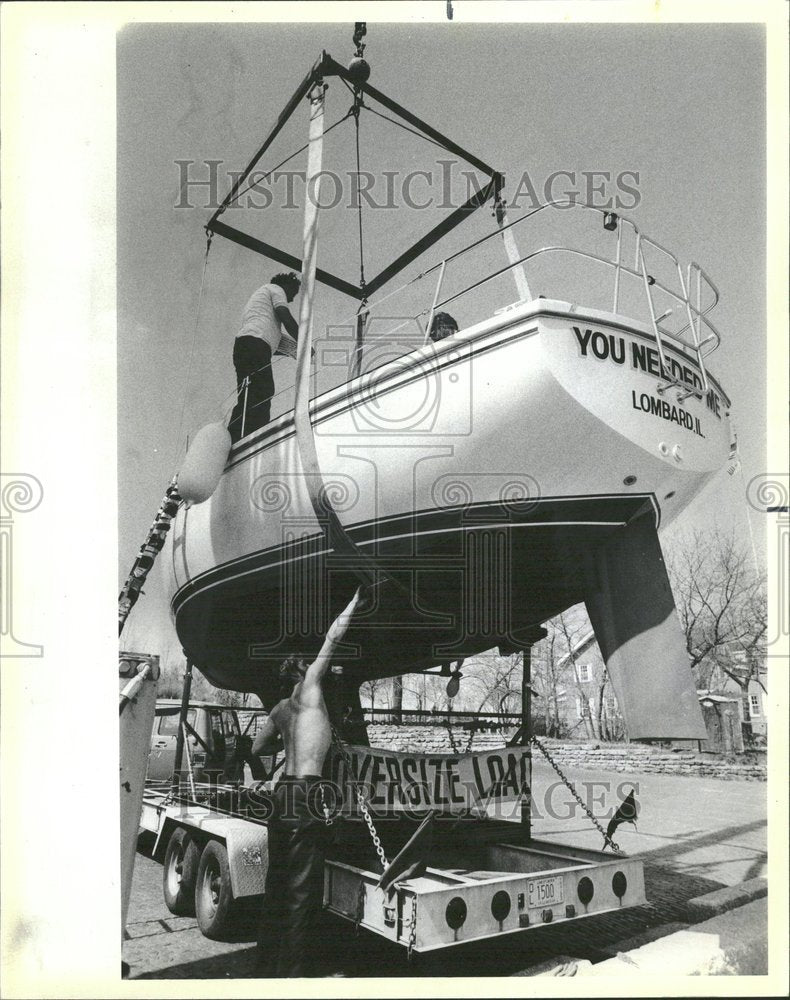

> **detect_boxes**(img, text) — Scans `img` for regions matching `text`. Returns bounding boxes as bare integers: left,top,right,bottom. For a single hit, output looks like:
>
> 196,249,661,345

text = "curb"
597,921,690,957
684,876,767,922
576,898,767,976
520,955,594,977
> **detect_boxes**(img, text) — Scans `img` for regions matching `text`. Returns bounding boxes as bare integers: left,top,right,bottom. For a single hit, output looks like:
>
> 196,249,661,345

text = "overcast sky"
116,19,768,659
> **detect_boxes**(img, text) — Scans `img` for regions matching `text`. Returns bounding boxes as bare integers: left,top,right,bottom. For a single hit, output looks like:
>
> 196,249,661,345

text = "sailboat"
160,45,731,739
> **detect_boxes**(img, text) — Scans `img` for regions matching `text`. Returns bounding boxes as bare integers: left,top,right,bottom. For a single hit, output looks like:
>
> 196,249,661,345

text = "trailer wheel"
162,827,200,916
195,839,236,940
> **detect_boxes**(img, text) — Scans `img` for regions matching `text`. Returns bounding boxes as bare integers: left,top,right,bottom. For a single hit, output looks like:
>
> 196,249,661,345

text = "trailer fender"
222,822,270,899
152,816,176,860
147,807,270,898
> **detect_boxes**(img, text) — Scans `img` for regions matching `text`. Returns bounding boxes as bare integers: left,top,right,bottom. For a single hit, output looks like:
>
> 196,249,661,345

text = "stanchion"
172,659,194,796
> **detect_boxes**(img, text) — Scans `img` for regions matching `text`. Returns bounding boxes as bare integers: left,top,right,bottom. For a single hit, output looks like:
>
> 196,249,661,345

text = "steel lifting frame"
205,50,503,302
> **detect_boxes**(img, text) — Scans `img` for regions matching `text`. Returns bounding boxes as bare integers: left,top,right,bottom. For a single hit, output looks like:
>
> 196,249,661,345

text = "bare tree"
666,527,767,692
459,651,523,716
589,650,626,742
403,672,449,717
530,630,564,736
360,676,388,714
524,609,626,741
210,686,247,708
554,612,597,739
390,675,404,722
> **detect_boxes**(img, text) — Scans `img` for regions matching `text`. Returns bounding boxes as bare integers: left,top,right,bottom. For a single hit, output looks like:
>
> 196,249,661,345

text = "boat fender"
177,422,231,505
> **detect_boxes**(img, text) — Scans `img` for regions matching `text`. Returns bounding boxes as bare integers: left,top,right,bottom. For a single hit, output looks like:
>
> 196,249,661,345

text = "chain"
406,896,417,961
330,722,390,870
444,721,476,755
359,788,388,870
530,735,622,854
118,480,181,635
318,783,333,826
353,21,366,58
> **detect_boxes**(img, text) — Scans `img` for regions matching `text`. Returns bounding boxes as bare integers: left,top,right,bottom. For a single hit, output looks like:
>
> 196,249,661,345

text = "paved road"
124,759,766,979
527,762,766,887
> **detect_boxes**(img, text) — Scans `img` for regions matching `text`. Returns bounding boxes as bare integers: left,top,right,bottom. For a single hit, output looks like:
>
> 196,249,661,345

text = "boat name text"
572,326,722,420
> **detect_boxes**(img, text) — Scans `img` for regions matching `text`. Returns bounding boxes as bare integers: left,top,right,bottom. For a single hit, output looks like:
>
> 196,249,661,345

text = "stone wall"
366,725,767,781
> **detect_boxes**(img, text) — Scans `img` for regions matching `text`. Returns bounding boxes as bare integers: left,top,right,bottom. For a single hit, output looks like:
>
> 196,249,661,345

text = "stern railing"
221,200,724,442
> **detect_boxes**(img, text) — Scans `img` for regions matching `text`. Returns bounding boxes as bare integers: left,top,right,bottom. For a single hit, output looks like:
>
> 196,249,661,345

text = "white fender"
177,422,231,504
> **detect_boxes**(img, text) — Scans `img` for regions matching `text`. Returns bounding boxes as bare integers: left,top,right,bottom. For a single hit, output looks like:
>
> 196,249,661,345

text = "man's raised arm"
304,587,364,687
274,304,300,340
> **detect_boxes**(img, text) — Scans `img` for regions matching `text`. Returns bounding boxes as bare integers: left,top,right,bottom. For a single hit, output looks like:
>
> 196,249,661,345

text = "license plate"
528,875,564,908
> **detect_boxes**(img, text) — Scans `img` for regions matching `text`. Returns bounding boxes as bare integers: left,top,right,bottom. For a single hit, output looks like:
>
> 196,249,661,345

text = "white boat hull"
163,299,730,737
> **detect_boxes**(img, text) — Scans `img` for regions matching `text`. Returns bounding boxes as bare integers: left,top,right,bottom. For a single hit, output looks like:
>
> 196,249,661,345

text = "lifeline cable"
359,100,456,154
228,109,355,207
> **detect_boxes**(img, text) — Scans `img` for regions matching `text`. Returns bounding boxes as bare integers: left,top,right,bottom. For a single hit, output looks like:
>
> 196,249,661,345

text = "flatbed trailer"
140,785,270,938
139,784,647,952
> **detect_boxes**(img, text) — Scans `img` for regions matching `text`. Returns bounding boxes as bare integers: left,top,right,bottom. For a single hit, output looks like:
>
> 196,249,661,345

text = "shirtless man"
252,587,363,978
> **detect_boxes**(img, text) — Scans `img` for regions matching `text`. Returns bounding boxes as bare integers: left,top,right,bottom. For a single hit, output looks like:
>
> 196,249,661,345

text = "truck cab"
147,700,244,784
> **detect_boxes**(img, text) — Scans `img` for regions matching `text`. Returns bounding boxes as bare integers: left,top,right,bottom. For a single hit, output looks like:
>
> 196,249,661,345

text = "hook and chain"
330,722,389,871
353,21,367,58
445,719,476,756
406,896,418,960
530,735,622,853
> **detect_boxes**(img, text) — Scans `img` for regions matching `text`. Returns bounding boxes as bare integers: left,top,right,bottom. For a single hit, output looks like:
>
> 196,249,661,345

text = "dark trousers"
256,777,335,978
229,336,274,443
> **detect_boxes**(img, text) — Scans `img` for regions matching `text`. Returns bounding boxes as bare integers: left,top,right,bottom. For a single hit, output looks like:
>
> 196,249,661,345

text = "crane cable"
351,22,368,297
352,92,367,297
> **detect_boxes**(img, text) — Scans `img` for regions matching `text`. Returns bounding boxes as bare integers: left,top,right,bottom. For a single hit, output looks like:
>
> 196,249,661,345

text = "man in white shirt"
228,271,301,442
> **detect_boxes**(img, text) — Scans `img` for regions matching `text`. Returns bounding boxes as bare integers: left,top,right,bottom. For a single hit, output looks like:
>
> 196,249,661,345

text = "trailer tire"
162,827,200,916
195,839,236,940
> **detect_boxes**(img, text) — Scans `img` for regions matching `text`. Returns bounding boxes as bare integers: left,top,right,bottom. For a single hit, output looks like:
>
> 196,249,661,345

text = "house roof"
696,689,741,704
556,630,597,668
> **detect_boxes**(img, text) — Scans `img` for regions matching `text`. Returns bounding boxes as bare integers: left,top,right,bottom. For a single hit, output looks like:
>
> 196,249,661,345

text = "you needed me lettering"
572,325,722,439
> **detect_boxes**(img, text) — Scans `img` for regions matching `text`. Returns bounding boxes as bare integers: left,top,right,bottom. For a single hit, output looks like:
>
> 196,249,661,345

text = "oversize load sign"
328,745,530,814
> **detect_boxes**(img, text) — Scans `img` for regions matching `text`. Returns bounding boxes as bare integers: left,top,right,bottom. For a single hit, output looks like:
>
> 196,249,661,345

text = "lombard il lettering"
572,326,718,437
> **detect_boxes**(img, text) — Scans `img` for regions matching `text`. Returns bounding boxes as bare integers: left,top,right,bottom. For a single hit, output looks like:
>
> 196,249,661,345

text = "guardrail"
222,199,724,439
363,707,521,730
